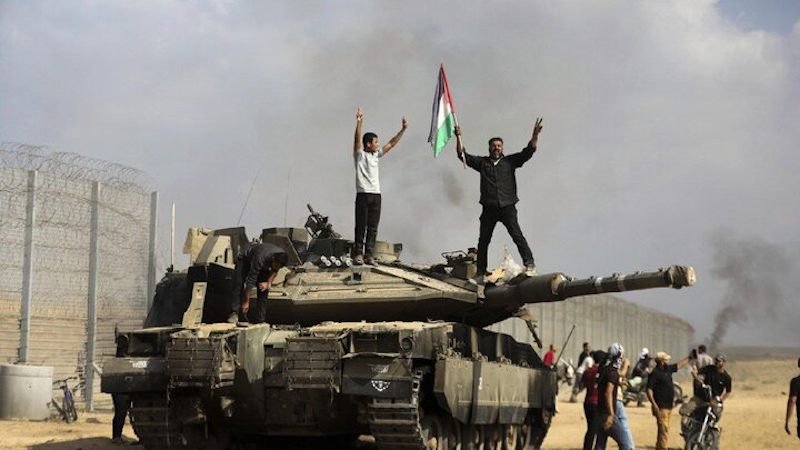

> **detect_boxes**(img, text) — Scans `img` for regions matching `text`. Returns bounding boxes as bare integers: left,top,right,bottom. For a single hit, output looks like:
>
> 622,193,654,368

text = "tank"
102,205,695,450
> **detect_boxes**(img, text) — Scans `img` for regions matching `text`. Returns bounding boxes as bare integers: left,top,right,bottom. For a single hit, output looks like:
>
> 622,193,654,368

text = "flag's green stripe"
433,112,455,157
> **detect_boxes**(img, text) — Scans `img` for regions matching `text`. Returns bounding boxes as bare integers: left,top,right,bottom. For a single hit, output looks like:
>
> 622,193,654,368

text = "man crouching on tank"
230,242,288,324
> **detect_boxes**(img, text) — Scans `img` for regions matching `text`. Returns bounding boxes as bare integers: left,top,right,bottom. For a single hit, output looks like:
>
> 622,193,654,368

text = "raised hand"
401,117,408,130
532,117,543,139
530,117,544,148
356,107,363,122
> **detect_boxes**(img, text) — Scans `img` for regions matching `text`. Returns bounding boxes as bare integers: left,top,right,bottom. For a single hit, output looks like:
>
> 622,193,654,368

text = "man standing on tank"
352,107,408,265
454,118,542,281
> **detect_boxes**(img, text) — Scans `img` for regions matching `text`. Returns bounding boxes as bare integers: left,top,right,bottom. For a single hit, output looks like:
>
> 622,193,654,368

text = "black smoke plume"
708,230,790,350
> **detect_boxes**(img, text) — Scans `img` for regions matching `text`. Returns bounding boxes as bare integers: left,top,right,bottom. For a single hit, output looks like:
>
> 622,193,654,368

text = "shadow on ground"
29,436,379,450
31,437,121,450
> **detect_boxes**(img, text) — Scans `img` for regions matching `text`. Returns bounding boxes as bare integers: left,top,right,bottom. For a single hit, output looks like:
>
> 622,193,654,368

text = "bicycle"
52,376,83,423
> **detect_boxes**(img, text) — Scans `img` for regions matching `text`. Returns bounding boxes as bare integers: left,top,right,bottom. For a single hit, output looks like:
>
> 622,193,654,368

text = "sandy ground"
1,357,798,450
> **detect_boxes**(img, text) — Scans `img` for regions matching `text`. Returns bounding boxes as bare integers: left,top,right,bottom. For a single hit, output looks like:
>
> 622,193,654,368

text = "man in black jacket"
233,243,288,324
646,351,691,450
455,118,543,281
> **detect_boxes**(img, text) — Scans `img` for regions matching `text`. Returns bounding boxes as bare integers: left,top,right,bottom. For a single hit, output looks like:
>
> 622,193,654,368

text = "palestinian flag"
428,64,456,157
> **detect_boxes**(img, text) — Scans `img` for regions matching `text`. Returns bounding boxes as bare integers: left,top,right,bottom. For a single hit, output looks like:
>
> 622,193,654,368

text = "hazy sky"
2,0,799,347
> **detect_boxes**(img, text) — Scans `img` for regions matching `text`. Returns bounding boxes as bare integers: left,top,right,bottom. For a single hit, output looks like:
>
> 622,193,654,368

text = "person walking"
594,343,634,450
454,119,543,281
352,107,408,265
646,351,691,450
784,357,799,439
581,350,604,450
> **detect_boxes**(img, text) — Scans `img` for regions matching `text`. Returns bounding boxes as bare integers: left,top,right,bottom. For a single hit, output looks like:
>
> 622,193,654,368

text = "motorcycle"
680,384,722,450
622,376,684,407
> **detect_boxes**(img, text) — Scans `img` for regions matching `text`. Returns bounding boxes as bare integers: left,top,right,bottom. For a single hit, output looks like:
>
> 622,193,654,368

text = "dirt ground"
1,357,798,450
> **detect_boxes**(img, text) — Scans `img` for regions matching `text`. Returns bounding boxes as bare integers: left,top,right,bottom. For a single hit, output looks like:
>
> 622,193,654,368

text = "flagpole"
453,113,466,170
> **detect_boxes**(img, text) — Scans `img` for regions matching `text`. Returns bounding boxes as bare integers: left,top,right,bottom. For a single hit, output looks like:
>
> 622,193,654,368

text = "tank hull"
103,321,557,449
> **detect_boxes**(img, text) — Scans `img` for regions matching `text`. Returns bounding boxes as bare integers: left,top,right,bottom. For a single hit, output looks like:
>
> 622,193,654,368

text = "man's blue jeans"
615,400,636,449
594,402,635,450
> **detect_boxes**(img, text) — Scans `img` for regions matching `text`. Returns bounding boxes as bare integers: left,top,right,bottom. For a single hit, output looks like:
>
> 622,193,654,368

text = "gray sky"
2,0,799,347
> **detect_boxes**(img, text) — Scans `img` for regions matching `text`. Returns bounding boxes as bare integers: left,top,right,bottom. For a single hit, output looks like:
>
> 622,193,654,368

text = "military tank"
102,205,695,450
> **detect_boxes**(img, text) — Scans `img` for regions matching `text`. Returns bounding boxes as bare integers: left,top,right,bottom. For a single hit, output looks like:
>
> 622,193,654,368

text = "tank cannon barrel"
484,265,695,311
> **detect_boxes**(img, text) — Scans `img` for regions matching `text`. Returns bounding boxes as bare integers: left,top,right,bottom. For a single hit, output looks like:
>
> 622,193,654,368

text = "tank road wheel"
515,421,531,450
447,418,463,450
484,424,501,450
462,424,483,450
420,414,448,450
502,424,519,450
527,409,553,450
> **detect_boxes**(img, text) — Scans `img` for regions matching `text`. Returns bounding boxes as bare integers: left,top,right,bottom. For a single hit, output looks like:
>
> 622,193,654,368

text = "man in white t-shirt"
352,107,408,265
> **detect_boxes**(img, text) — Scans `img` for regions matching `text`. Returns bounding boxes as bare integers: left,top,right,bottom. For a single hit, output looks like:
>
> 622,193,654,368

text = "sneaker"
353,254,365,265
227,312,238,324
364,256,375,265
525,264,537,276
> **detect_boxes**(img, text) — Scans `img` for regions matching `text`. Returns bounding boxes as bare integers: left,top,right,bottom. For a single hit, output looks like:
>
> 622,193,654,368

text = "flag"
428,64,456,157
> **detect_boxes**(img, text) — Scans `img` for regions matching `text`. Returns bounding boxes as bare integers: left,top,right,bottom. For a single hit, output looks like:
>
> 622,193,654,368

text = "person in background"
615,356,635,449
572,344,595,403
693,354,732,403
594,342,634,450
544,344,557,367
629,347,652,407
111,334,136,445
581,350,605,450
578,342,592,367
646,351,691,450
786,357,800,439
694,344,713,370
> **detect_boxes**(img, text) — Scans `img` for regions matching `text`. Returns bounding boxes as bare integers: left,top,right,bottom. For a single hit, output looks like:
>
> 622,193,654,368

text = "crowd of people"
564,341,736,450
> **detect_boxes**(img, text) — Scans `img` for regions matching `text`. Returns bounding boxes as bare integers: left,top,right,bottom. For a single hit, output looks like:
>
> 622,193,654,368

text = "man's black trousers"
354,193,382,257
477,204,534,274
112,393,131,439
583,402,598,450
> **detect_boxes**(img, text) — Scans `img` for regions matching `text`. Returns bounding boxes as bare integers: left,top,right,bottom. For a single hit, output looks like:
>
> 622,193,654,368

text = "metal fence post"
85,181,100,411
146,191,158,315
19,170,37,363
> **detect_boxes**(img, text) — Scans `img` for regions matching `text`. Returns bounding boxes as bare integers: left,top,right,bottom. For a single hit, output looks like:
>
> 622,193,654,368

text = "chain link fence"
0,142,156,409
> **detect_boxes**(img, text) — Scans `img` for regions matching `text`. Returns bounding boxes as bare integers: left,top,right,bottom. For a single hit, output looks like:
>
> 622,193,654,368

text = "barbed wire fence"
0,142,157,410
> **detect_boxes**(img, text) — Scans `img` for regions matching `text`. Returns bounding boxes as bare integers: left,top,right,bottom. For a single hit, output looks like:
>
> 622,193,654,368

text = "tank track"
367,370,428,450
129,393,182,449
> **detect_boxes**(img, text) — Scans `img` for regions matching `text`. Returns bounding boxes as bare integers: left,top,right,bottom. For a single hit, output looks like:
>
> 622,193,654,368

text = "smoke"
440,169,467,208
708,230,791,350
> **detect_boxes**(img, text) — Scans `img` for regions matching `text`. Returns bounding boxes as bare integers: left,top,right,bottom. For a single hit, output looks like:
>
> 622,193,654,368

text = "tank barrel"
484,265,696,309
556,265,695,299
